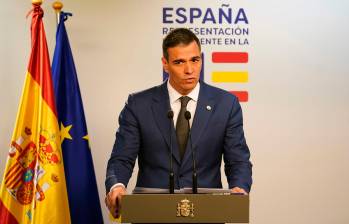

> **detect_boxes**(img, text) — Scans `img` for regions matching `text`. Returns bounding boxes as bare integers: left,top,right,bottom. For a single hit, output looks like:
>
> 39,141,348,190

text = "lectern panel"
121,194,249,223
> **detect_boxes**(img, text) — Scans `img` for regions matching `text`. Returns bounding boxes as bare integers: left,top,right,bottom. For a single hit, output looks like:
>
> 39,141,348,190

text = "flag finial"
52,1,63,26
52,1,63,13
32,0,42,6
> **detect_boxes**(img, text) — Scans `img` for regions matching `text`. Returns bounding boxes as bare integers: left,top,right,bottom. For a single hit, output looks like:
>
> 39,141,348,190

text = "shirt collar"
167,79,200,104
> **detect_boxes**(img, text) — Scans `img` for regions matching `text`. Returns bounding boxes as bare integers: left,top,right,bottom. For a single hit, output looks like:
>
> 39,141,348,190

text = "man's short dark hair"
162,28,201,61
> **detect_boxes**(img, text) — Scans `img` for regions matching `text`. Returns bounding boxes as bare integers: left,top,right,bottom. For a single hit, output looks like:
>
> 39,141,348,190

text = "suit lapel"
181,82,215,166
151,82,181,164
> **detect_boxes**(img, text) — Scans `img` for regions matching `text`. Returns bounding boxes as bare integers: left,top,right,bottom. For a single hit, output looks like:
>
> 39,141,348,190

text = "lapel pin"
206,105,211,111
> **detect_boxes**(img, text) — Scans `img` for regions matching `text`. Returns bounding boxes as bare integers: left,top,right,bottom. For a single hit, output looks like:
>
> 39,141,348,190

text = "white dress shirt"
167,80,200,128
109,81,200,193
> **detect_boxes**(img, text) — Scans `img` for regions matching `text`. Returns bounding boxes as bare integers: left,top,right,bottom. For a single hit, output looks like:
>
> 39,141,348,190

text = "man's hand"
231,187,248,195
105,186,126,218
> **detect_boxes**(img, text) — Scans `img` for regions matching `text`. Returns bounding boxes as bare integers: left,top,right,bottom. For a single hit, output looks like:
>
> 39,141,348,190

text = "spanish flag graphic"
0,3,70,224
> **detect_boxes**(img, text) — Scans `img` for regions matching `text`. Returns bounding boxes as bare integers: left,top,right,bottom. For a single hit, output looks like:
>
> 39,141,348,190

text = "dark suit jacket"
105,81,252,192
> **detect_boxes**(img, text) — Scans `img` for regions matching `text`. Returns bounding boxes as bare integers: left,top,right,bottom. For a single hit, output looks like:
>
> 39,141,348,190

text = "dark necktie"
176,96,191,160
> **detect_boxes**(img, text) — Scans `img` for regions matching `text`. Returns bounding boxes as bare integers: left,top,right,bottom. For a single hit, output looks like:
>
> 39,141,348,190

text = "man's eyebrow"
191,56,201,60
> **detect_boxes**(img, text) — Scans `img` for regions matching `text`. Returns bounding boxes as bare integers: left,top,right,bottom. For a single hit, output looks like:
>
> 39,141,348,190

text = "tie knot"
180,96,191,108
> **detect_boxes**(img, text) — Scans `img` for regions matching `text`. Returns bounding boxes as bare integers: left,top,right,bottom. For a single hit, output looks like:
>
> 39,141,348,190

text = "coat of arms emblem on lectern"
176,198,194,217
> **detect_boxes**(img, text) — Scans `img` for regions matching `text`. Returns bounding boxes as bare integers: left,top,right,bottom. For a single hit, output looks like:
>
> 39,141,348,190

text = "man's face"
162,41,202,95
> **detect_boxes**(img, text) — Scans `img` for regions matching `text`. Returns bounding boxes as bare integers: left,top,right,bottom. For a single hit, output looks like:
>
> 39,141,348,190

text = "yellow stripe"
211,71,248,83
0,72,70,224
109,212,122,223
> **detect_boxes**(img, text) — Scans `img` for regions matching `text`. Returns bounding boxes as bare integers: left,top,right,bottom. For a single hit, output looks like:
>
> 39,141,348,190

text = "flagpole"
52,1,63,26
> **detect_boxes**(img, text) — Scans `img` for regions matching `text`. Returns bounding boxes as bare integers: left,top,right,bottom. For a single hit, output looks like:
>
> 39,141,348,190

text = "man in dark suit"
105,28,252,218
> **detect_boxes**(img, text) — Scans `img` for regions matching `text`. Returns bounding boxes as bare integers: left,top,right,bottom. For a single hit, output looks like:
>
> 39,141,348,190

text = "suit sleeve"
223,96,253,192
105,94,140,192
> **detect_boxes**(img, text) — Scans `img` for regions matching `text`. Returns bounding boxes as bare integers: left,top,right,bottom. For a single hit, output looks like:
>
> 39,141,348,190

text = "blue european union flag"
52,12,103,224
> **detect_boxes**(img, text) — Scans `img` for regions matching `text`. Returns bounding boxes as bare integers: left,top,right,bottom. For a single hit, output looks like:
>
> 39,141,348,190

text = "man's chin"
181,83,198,93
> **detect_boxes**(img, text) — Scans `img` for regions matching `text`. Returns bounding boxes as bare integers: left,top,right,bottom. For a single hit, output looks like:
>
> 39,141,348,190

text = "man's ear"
162,57,169,73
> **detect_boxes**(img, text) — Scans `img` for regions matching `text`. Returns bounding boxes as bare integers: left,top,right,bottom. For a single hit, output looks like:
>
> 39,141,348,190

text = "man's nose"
184,62,193,74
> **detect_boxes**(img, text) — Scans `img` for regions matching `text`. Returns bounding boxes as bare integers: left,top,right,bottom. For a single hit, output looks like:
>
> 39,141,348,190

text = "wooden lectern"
120,189,249,223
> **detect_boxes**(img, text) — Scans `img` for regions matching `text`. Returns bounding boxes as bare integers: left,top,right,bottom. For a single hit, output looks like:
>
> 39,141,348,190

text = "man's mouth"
184,77,196,83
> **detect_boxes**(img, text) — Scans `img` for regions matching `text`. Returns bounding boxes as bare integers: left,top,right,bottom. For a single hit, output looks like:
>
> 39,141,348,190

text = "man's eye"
174,61,183,65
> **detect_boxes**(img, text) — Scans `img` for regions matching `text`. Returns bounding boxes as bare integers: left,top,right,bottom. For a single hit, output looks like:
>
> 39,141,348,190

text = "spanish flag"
0,3,70,224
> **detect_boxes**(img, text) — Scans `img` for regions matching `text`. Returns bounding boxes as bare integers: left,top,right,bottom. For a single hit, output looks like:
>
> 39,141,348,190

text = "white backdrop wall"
1,1,349,223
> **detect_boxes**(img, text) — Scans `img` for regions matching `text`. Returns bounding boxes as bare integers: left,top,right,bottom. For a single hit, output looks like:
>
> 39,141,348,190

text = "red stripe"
212,52,248,63
5,165,21,181
0,199,19,224
6,172,22,189
5,165,22,187
230,91,249,102
11,178,22,190
27,5,57,116
5,164,20,178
